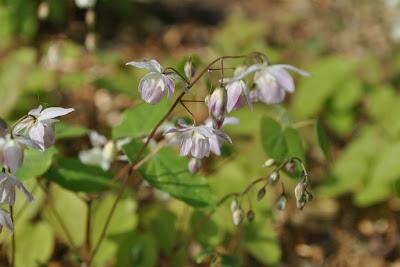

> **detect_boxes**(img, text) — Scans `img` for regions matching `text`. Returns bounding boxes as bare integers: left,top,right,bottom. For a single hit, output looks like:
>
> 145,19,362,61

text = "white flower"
126,59,189,105
0,172,34,206
13,105,74,151
75,0,96,9
0,134,42,174
204,117,240,156
164,119,232,159
0,207,13,235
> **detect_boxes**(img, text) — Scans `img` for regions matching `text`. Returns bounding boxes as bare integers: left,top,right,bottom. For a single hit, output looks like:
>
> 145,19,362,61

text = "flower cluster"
0,105,73,235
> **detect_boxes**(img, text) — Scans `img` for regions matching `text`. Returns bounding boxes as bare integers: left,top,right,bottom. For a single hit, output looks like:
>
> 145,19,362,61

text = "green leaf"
16,147,58,182
274,105,293,127
151,209,177,254
123,144,217,208
260,116,304,163
13,221,54,267
196,248,216,264
260,116,287,158
42,157,118,193
116,232,157,267
190,210,225,247
112,99,169,139
220,254,242,267
291,56,357,119
54,122,87,139
316,120,331,160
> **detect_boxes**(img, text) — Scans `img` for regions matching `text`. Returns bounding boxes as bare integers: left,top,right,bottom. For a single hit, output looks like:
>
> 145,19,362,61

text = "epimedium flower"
204,116,240,156
0,207,13,235
163,119,232,159
222,64,253,112
126,59,189,105
0,172,34,206
0,134,42,174
228,63,311,104
208,87,227,129
79,130,130,171
13,105,75,151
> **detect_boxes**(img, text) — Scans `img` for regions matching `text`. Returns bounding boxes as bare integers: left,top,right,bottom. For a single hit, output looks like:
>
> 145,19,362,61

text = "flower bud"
305,191,313,202
209,87,227,129
296,195,307,210
285,160,296,174
85,9,96,27
268,171,280,186
37,2,49,20
294,182,305,201
188,158,201,174
184,58,195,79
230,199,238,212
232,208,244,225
257,187,266,201
247,210,255,222
262,158,276,167
276,193,287,211
85,32,96,51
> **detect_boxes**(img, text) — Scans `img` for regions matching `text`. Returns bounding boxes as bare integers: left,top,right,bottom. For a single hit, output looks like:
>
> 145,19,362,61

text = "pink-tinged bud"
247,210,255,222
294,182,305,201
37,2,49,20
276,193,287,211
209,87,227,129
232,208,244,225
85,32,96,51
262,158,275,167
257,187,266,201
230,199,238,212
268,171,280,186
184,58,195,79
296,195,307,210
188,158,201,174
285,160,296,174
85,9,96,27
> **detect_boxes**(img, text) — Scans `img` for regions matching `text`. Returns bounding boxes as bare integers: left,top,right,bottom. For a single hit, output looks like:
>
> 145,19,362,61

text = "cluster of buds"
126,53,311,175
229,157,312,226
0,105,74,235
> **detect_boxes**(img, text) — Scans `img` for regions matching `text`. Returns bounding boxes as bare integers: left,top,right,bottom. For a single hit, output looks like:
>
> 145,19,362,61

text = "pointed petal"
161,75,175,99
43,123,56,148
209,138,221,156
28,105,43,116
0,207,13,235
3,141,23,173
27,124,45,151
9,173,34,203
226,82,242,113
39,107,74,120
178,79,190,95
275,64,312,77
12,118,31,135
126,61,159,73
163,128,187,135
227,63,264,85
180,135,192,156
267,66,295,93
177,118,191,128
212,129,232,144
14,135,42,151
223,117,241,125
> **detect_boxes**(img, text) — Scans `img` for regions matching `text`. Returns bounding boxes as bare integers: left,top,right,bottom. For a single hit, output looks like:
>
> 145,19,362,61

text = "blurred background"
2,0,400,266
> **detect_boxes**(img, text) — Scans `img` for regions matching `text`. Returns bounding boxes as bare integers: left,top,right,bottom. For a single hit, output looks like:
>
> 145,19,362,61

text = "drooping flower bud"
232,208,244,225
37,1,49,20
209,87,227,129
85,9,96,27
188,158,201,174
276,193,287,211
184,58,195,79
230,199,238,212
268,171,280,186
262,158,276,167
296,195,307,210
247,210,255,222
305,191,313,202
257,187,266,201
294,182,305,201
285,160,296,174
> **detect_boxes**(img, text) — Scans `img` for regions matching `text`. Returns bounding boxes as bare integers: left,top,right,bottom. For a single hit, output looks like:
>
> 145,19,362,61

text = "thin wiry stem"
179,100,197,125
10,205,14,267
88,53,263,265
6,115,29,134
